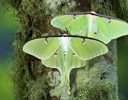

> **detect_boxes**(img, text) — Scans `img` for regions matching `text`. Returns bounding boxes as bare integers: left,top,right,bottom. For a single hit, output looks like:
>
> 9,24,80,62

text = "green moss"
61,6,70,13
72,80,119,100
94,0,116,16
11,0,50,100
26,76,49,100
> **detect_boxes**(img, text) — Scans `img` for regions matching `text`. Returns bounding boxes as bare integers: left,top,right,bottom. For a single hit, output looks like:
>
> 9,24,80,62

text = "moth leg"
108,19,111,24
59,29,63,35
65,27,69,35
45,38,48,44
73,15,76,20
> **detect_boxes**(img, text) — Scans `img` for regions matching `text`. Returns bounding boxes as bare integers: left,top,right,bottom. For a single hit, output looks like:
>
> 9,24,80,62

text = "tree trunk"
7,0,121,100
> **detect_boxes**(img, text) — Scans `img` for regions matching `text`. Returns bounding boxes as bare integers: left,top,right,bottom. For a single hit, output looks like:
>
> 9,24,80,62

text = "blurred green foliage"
0,1,18,100
0,61,14,100
117,37,128,99
0,1,18,33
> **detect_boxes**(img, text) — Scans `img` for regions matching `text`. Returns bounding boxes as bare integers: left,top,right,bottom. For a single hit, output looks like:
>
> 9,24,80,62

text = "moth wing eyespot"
54,53,58,57
72,53,76,56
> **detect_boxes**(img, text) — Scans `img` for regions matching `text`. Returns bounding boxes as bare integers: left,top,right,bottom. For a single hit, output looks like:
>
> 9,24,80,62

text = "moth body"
87,15,97,35
60,37,70,55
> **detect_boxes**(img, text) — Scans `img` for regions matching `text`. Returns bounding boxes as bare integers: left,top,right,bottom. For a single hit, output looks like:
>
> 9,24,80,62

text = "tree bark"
116,0,128,21
9,0,120,100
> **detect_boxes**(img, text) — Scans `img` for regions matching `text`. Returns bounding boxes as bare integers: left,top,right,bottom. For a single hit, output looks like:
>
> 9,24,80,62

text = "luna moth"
23,35,108,94
51,11,128,44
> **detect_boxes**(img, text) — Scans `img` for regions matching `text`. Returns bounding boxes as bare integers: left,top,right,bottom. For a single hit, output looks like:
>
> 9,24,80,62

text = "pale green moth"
23,35,108,94
51,11,128,44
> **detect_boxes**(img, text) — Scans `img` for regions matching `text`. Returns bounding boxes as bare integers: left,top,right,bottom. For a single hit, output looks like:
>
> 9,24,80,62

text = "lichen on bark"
6,0,121,100
12,0,50,100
